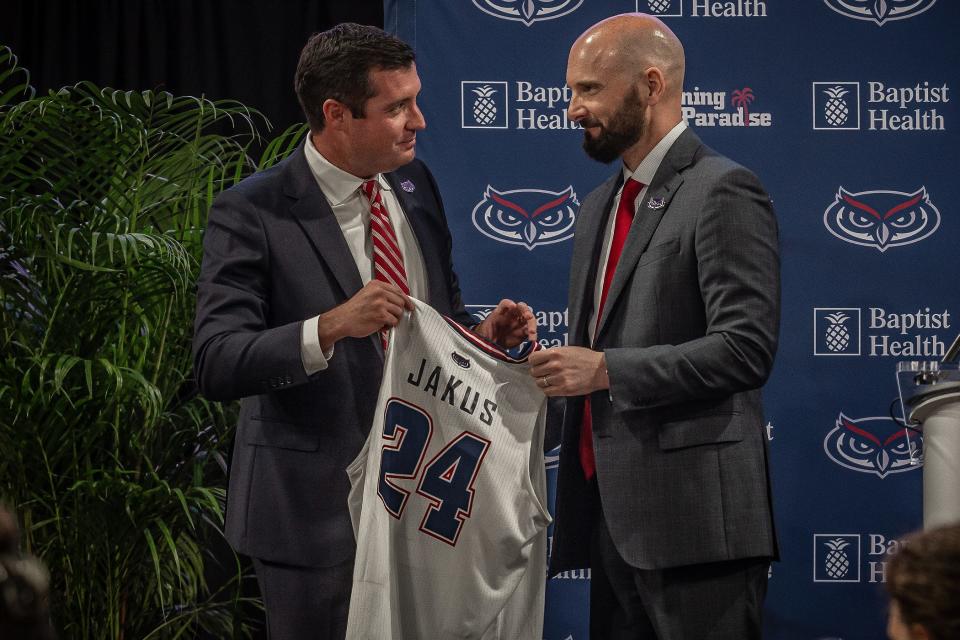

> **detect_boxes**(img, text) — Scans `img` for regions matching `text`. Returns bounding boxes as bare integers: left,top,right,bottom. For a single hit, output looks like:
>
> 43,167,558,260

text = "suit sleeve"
192,189,310,401
604,167,780,411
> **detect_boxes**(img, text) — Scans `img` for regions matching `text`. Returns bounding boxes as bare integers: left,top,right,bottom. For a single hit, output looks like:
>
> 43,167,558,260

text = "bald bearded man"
529,13,780,639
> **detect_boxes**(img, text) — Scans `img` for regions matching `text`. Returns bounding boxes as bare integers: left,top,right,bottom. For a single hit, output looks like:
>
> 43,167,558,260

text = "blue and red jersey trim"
442,315,540,364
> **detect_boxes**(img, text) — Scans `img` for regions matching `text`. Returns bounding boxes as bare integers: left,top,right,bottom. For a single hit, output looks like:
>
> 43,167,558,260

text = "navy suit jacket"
551,129,780,573
193,145,471,567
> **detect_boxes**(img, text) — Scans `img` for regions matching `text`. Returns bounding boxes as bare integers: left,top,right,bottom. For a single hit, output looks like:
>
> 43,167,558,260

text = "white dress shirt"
588,121,688,346
300,140,428,374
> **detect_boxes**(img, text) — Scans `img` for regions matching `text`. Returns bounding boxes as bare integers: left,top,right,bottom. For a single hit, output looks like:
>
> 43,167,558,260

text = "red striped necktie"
580,177,644,480
362,179,409,349
362,179,410,296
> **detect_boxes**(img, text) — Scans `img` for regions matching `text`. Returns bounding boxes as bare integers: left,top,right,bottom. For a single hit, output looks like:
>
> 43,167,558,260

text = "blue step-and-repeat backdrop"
384,1,959,638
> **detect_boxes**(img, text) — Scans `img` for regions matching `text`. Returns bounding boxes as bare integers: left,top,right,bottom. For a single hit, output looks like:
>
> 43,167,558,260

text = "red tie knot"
361,179,379,201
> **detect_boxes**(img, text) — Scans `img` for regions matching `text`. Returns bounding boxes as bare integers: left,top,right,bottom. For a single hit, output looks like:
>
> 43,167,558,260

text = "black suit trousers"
253,556,355,640
590,502,769,640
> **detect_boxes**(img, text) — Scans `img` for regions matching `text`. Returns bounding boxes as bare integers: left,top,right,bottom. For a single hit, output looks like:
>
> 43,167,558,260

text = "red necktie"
580,178,644,480
362,179,409,294
361,179,409,348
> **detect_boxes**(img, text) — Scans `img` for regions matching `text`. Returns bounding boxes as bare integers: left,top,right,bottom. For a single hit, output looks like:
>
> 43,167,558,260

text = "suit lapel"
568,173,620,346
384,171,444,306
284,147,365,301
283,145,387,358
594,129,702,342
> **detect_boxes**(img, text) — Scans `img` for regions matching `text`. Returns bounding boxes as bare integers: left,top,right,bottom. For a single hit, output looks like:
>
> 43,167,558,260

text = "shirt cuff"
302,315,334,375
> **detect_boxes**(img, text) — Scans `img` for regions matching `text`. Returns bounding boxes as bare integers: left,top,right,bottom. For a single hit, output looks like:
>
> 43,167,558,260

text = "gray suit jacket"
193,145,471,567
550,128,780,573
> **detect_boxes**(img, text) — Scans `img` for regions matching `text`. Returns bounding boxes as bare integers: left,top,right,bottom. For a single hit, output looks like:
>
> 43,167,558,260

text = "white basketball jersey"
345,298,549,640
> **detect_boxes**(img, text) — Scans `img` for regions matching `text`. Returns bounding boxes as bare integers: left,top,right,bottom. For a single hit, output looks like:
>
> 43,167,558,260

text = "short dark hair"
886,524,960,640
294,23,416,132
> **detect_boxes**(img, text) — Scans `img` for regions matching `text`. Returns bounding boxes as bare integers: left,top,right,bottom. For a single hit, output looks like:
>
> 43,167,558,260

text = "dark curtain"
2,0,384,133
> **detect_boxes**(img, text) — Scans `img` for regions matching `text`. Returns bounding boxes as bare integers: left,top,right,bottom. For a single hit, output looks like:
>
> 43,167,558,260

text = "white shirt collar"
621,120,688,187
303,139,392,206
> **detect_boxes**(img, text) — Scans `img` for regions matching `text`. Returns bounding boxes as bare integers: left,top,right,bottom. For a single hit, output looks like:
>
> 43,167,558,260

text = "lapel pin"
400,180,415,193
647,196,665,210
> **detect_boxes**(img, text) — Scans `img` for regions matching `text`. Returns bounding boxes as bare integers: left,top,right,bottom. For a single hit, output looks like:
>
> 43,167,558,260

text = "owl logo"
823,0,938,25
823,413,922,478
472,186,579,250
823,187,940,252
471,0,584,26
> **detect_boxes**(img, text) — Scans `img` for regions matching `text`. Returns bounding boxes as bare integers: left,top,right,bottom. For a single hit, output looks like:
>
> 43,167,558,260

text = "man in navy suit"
530,13,780,639
193,24,534,640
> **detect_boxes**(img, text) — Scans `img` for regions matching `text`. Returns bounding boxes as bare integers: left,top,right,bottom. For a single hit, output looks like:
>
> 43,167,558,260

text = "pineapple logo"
462,81,508,129
814,308,861,355
823,312,851,352
823,538,851,579
645,0,682,16
822,86,850,126
814,534,861,582
812,82,860,130
471,86,498,126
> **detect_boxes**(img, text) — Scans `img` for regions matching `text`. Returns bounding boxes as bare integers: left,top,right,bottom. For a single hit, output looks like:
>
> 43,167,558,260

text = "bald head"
571,13,685,100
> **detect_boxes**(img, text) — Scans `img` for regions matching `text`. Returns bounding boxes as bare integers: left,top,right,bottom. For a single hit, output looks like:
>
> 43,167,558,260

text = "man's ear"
644,66,666,105
322,98,348,129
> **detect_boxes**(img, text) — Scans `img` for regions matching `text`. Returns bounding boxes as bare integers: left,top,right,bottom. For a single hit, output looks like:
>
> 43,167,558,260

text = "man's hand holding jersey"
473,299,537,348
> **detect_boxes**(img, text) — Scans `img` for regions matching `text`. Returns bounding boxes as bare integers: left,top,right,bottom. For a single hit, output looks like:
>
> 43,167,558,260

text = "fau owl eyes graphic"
823,413,922,478
472,186,579,250
472,0,584,26
823,0,938,26
823,187,940,251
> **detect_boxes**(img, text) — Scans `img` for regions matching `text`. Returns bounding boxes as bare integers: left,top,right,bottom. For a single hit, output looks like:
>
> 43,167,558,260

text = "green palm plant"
0,45,305,638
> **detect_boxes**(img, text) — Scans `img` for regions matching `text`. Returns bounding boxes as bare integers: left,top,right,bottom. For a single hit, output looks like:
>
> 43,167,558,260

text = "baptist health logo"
814,307,951,357
812,81,949,131
823,0,937,25
814,534,861,582
472,0,583,26
462,80,579,131
812,82,860,130
462,82,509,129
814,308,861,355
814,533,908,583
638,0,767,17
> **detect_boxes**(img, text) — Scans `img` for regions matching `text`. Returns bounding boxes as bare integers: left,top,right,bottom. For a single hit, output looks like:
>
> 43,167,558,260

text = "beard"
581,87,646,164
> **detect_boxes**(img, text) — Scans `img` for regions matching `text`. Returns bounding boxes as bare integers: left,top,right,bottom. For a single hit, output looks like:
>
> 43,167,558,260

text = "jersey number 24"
377,398,490,546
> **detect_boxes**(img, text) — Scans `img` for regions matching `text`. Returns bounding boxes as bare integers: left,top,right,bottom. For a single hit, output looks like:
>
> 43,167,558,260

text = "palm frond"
259,121,309,170
0,49,264,638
